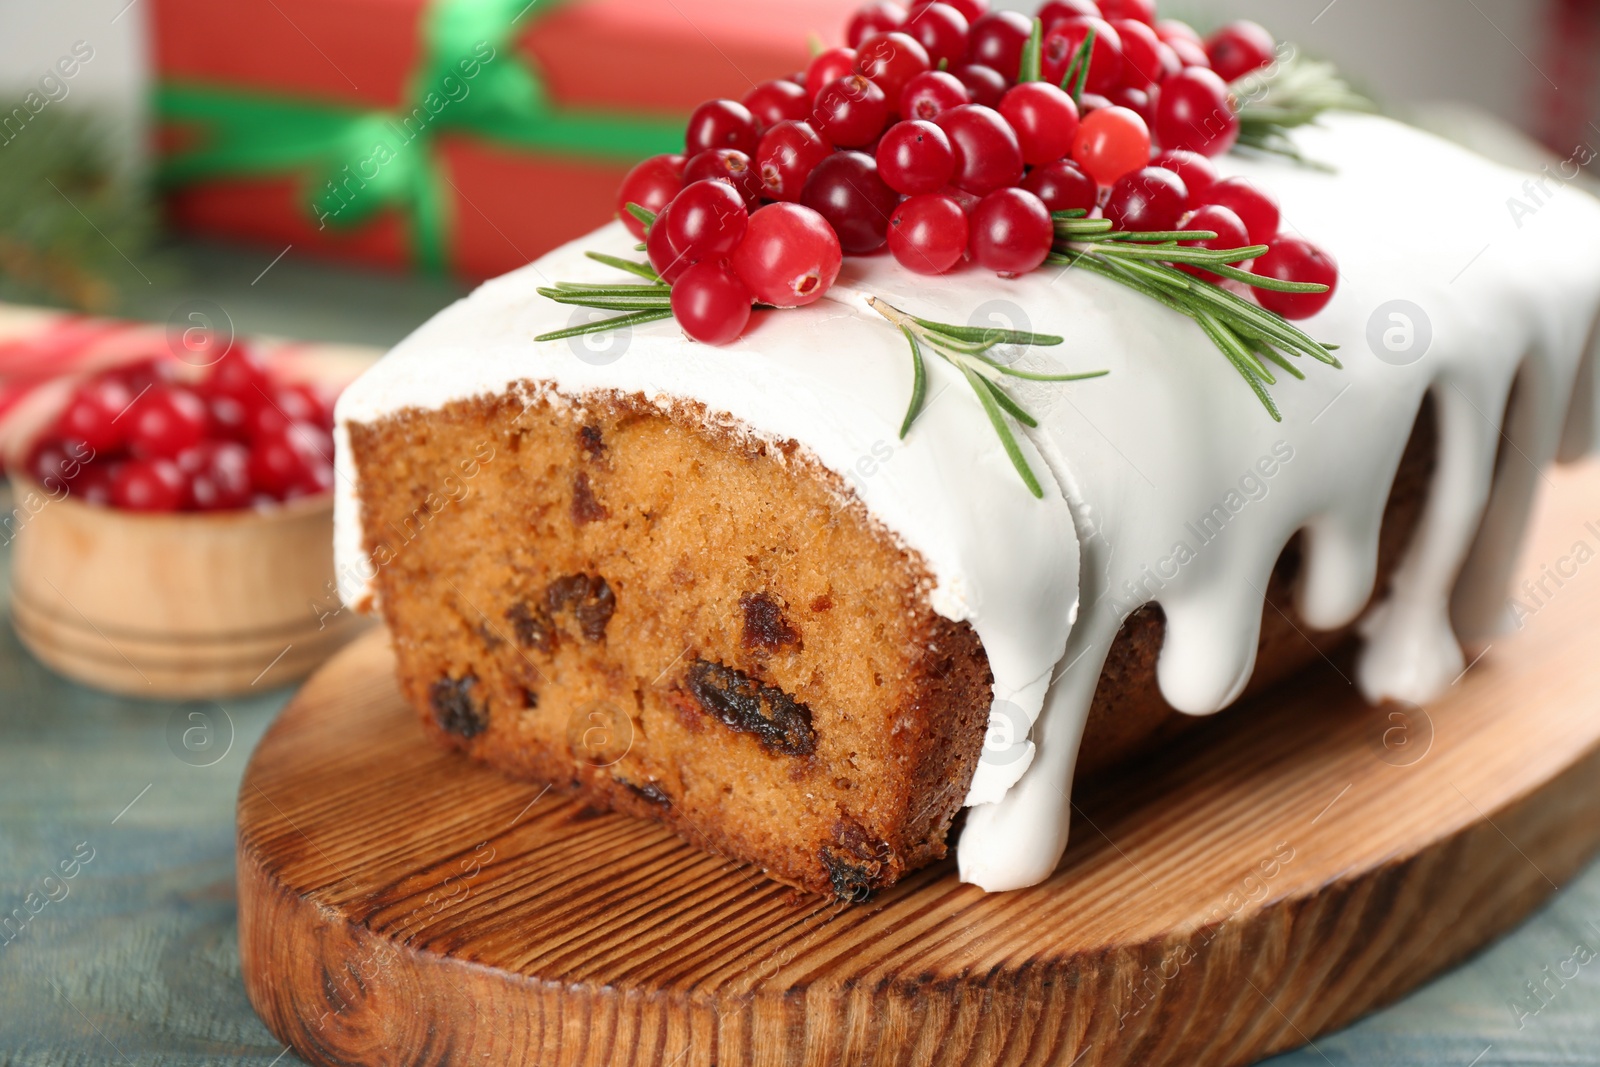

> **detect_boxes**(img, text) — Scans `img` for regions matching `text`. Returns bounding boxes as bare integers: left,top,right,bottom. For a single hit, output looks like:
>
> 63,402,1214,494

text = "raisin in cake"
334,114,1600,896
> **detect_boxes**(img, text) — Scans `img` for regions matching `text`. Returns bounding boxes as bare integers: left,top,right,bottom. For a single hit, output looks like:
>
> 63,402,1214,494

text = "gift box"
150,0,861,280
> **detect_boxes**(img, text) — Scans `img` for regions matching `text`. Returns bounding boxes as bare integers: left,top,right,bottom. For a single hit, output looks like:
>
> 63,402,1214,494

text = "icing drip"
335,113,1600,893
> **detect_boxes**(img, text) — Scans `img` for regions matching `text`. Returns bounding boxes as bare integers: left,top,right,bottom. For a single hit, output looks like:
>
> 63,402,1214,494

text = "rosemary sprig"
1049,210,1338,421
1059,24,1097,105
534,205,669,341
868,297,1107,498
1232,51,1372,166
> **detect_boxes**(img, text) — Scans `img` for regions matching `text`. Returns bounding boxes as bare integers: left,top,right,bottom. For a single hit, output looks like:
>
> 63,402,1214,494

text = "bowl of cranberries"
6,346,367,700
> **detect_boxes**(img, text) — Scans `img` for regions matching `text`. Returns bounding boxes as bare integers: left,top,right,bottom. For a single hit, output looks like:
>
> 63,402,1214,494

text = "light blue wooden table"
2,241,1598,1066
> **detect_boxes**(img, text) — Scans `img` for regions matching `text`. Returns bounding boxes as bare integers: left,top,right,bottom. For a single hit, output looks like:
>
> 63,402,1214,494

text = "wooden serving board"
237,461,1600,1067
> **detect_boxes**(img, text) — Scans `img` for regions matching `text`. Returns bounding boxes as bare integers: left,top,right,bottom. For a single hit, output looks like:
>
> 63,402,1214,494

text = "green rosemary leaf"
961,364,1044,498
1201,260,1329,293
534,308,673,342
976,374,1040,428
554,282,670,296
912,316,1064,347
624,202,658,233
899,326,928,440
537,290,673,310
1246,335,1306,380
992,365,1110,383
1060,26,1097,104
585,251,661,282
1051,209,1091,220
1019,18,1045,83
1194,311,1283,421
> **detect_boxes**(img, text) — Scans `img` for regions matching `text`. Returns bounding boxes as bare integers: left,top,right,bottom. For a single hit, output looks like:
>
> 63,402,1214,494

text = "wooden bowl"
6,472,368,699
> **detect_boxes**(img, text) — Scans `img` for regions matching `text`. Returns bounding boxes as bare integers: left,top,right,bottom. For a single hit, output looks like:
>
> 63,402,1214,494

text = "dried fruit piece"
684,659,816,756
429,674,488,738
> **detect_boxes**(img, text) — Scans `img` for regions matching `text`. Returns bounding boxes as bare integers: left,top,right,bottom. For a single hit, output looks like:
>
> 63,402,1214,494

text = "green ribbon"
156,0,684,272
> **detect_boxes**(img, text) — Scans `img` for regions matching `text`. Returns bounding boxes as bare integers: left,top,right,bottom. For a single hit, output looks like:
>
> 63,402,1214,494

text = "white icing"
335,113,1600,893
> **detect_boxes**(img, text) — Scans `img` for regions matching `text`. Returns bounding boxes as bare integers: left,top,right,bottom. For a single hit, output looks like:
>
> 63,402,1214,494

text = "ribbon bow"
157,0,683,272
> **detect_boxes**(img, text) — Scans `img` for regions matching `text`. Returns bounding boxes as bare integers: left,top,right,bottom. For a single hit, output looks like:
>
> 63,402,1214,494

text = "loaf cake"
335,91,1600,893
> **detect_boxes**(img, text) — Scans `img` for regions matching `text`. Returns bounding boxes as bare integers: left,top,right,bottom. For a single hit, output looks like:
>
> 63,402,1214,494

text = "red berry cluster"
613,0,1335,345
21,348,337,513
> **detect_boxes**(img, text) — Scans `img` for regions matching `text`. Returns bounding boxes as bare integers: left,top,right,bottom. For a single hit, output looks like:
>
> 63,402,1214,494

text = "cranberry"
964,10,1032,81
848,0,907,47
645,201,700,282
888,194,970,274
1206,20,1276,83
1021,159,1099,214
900,69,971,120
970,188,1053,275
249,428,311,497
806,47,859,99
25,438,91,490
1151,148,1219,199
127,386,207,459
181,440,252,511
1251,236,1339,320
940,184,984,215
1167,35,1211,69
56,377,133,452
912,0,986,21
742,79,812,128
902,2,970,67
76,462,114,507
616,154,684,239
999,82,1080,165
1157,19,1202,46
274,382,325,426
812,74,890,148
664,181,750,261
1112,18,1165,88
1104,166,1188,231
111,457,184,512
107,358,174,392
948,63,1007,108
1175,203,1251,279
671,262,753,345
800,151,899,254
1071,105,1150,186
757,120,832,202
685,99,760,157
1204,177,1280,244
1099,0,1155,24
933,104,1023,194
208,394,250,441
1040,0,1102,27
1107,85,1155,129
683,148,762,209
730,203,843,307
877,119,956,195
1077,91,1113,113
856,31,931,106
1042,17,1123,95
201,345,272,401
1154,67,1238,157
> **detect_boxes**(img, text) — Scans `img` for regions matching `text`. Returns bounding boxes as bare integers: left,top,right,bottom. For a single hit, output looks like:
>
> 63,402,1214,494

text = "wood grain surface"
233,460,1600,1067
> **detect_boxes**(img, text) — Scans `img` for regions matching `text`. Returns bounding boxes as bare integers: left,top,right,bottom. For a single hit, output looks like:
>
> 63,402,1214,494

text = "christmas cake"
333,2,1600,896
